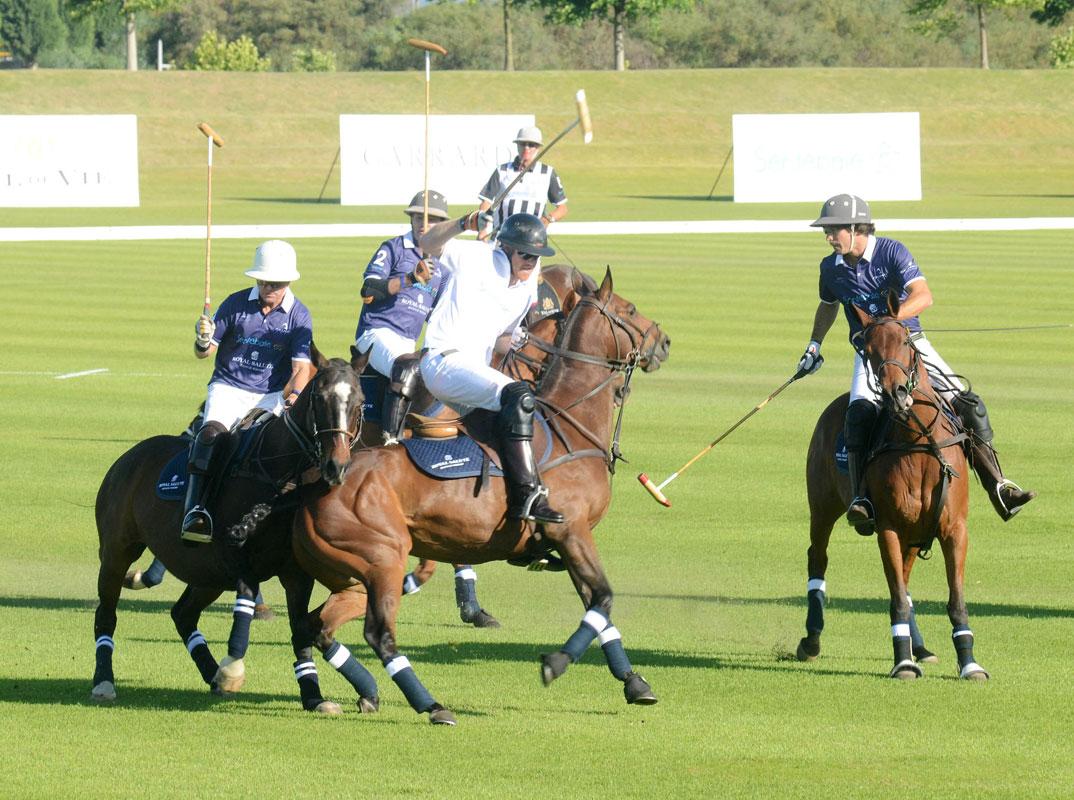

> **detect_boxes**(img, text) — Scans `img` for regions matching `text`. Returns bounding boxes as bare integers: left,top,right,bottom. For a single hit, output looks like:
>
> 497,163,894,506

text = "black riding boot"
953,391,1035,521
382,354,421,445
181,421,227,544
501,438,565,525
845,399,878,536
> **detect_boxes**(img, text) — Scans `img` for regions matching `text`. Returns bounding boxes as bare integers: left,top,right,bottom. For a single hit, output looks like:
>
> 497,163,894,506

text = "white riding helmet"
514,126,543,146
245,240,300,282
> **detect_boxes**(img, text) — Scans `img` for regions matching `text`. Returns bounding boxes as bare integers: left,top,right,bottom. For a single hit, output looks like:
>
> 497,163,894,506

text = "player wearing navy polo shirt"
478,126,568,233
182,239,314,544
796,194,1034,534
354,190,450,444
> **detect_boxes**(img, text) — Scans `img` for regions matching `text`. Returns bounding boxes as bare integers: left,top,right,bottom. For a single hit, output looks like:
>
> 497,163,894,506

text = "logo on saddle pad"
431,452,473,471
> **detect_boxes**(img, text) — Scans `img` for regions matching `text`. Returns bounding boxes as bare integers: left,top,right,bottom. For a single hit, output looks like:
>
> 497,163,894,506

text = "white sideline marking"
55,368,109,380
3,217,1074,242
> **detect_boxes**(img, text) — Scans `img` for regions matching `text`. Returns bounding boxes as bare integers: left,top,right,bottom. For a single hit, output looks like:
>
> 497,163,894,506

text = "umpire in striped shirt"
478,125,568,235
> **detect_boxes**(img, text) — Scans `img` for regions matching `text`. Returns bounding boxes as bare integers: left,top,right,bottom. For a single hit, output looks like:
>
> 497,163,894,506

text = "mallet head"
637,473,671,507
407,38,448,56
197,122,224,148
575,89,593,145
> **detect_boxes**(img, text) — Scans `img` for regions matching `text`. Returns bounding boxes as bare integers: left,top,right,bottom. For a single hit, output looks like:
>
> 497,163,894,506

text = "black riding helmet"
497,213,555,257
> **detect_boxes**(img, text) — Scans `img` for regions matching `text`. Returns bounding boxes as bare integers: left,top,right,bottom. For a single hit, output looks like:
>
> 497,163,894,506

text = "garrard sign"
339,114,533,206
0,115,140,207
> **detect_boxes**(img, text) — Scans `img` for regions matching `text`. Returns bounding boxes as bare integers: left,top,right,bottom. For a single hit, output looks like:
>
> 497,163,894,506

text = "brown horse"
394,264,596,623
292,268,670,723
92,349,369,709
798,302,988,680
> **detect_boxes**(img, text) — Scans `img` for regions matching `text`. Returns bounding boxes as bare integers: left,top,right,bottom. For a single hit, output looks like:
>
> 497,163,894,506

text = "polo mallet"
197,122,224,316
637,362,819,507
486,89,593,220
407,38,447,230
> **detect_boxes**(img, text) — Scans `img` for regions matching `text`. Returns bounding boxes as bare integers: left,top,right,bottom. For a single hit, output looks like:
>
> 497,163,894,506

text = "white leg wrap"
327,643,353,669
582,609,610,634
455,568,477,582
807,578,826,593
597,626,622,646
385,656,412,677
891,623,911,638
233,597,256,616
185,631,207,653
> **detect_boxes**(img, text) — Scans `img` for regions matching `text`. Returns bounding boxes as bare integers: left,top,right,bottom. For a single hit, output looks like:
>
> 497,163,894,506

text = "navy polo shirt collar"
835,235,877,270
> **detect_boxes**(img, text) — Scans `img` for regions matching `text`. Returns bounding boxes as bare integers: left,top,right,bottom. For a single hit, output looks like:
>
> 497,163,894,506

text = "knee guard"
844,399,878,451
497,381,536,441
189,421,227,473
952,390,994,444
389,353,422,400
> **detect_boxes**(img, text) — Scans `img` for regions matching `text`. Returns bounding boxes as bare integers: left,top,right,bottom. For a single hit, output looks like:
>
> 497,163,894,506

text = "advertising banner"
732,112,921,203
339,114,534,206
0,115,140,207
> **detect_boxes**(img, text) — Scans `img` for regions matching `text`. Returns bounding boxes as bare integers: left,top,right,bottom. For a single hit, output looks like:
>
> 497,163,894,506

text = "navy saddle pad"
156,448,189,500
834,431,849,475
402,413,553,481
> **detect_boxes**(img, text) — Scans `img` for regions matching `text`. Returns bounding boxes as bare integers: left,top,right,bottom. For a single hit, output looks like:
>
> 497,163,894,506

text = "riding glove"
195,315,215,350
797,340,823,375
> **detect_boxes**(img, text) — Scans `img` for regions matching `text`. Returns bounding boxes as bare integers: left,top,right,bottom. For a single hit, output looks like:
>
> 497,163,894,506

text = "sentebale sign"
732,112,921,203
0,115,140,207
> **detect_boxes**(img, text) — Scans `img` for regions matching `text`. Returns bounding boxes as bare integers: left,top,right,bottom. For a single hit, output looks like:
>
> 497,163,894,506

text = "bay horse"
292,268,671,723
393,264,597,623
798,300,988,680
92,348,374,710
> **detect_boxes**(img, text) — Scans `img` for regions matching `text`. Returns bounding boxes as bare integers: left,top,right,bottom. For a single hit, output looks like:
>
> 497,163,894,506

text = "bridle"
858,317,922,413
282,367,362,467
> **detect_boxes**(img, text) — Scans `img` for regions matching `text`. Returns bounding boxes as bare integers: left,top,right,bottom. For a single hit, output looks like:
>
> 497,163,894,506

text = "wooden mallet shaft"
197,122,224,314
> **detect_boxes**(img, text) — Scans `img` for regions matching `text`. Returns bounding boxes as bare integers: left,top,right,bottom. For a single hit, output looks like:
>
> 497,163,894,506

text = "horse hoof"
313,700,344,715
540,651,571,686
122,570,146,590
959,662,990,681
91,681,116,702
463,609,501,628
796,636,820,662
890,659,923,680
357,696,380,714
253,604,276,622
428,706,457,726
623,672,658,705
212,656,246,694
913,646,939,665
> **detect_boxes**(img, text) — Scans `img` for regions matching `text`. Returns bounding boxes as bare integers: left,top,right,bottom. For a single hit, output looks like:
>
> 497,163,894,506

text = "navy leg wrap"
385,655,435,713
142,558,166,587
186,630,218,684
324,641,379,699
806,577,826,635
93,635,115,686
891,621,913,666
953,626,976,670
402,573,421,595
562,607,610,663
907,594,925,650
227,595,256,659
597,625,632,680
454,566,479,618
293,659,324,710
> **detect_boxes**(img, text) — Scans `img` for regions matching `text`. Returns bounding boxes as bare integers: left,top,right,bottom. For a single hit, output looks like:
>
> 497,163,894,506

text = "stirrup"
993,479,1035,521
181,506,213,544
846,497,875,536
514,486,564,525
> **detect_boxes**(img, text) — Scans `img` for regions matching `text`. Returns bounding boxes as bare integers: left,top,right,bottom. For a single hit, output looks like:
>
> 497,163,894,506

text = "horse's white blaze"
329,381,353,431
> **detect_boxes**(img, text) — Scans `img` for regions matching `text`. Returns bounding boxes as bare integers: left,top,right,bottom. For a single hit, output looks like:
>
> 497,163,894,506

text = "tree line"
3,0,1072,72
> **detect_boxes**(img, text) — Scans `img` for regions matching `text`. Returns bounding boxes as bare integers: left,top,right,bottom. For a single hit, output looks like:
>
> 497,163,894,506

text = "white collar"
836,234,876,267
248,285,295,311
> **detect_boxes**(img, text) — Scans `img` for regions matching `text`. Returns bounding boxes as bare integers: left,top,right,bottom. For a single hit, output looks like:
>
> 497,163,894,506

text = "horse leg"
540,527,656,704
453,565,500,629
307,587,380,713
402,558,437,594
170,585,228,693
273,568,342,714
211,579,258,694
877,529,922,680
93,541,144,702
364,567,455,725
798,510,837,662
123,556,167,590
940,526,989,680
901,550,938,664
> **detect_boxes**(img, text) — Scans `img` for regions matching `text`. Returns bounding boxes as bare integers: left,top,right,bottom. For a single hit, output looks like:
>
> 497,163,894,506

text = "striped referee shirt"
478,157,567,228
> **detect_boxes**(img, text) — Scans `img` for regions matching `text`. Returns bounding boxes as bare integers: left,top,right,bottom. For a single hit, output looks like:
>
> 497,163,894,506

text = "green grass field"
2,69,1074,799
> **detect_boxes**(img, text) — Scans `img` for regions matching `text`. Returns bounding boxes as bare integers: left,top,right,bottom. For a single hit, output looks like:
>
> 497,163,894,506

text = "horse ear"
598,267,613,300
886,288,901,318
310,340,329,371
570,267,588,295
851,303,872,328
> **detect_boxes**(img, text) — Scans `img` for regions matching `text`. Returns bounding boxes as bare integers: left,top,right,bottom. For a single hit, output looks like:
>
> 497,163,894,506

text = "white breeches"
204,382,283,429
419,350,514,415
355,328,418,378
850,335,963,405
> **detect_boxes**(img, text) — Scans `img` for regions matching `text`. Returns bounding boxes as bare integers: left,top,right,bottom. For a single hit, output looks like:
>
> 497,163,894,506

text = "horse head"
586,267,670,373
293,343,362,485
852,298,922,417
